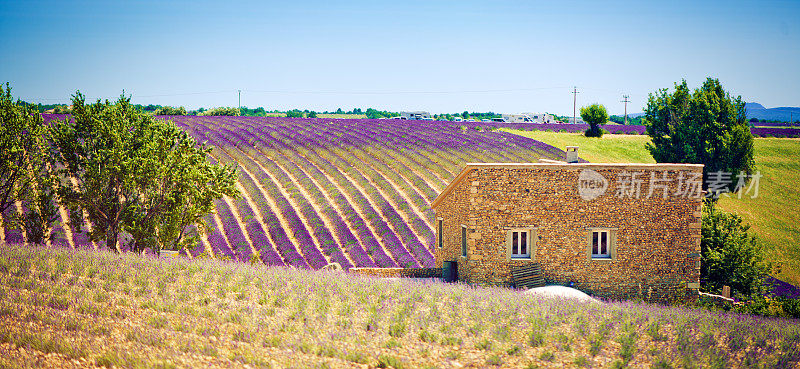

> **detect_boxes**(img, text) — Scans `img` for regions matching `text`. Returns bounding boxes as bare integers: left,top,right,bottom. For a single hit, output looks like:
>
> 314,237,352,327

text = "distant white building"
497,113,556,124
400,111,431,120
501,114,534,123
521,112,556,124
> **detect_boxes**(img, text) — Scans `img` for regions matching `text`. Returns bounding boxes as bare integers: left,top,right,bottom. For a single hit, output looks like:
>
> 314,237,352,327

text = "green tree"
153,106,187,115
285,109,303,118
580,104,608,137
701,203,773,297
50,92,238,252
202,107,239,116
462,111,469,119
123,121,238,252
643,78,754,193
306,111,318,118
0,83,58,243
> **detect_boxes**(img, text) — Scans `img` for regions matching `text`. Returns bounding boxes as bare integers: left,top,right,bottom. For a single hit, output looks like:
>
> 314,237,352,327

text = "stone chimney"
566,146,579,163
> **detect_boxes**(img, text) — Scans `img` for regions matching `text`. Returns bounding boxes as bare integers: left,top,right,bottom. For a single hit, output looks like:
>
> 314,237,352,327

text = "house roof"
430,162,704,209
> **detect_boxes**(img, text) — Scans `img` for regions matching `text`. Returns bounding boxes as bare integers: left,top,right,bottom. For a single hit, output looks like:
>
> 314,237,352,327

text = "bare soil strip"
221,187,261,260
232,150,316,265
260,151,358,267
54,205,76,249
231,180,282,263
270,148,380,267
331,148,430,248
209,205,233,258
293,150,401,267
333,159,423,260
68,177,99,250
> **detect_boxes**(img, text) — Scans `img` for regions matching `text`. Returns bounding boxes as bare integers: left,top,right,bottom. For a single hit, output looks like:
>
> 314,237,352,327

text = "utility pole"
572,86,579,124
620,95,631,125
238,90,241,116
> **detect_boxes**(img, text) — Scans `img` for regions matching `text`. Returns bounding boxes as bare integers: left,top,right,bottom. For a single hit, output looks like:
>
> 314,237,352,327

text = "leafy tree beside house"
643,78,755,193
580,104,608,137
701,203,772,298
643,78,769,300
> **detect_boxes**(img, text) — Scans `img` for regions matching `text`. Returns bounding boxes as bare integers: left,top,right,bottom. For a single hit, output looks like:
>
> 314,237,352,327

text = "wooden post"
722,285,731,298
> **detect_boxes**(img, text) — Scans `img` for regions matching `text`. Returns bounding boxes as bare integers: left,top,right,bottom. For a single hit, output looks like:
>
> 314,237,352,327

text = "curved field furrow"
247,123,408,266
208,129,332,269
233,133,376,268
28,115,565,269
213,125,359,269
179,120,310,268
242,123,406,267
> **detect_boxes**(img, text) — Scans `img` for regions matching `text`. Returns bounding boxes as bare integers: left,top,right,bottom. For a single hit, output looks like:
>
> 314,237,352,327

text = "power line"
572,86,579,124
620,94,631,125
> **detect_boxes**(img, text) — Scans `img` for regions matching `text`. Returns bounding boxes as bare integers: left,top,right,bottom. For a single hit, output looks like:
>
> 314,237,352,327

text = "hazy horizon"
2,0,799,116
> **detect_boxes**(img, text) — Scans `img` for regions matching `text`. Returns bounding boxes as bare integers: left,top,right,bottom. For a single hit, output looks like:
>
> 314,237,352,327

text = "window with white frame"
511,230,530,258
506,228,535,260
591,230,611,258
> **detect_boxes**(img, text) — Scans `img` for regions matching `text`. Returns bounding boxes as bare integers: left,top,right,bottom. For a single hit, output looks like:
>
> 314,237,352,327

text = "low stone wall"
348,268,442,279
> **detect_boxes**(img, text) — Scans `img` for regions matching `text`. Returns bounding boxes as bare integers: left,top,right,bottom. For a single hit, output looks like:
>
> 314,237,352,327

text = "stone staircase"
511,263,545,289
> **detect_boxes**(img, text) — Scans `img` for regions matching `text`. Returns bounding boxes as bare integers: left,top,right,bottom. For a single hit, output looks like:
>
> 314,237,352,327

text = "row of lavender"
172,116,566,269
1,115,563,270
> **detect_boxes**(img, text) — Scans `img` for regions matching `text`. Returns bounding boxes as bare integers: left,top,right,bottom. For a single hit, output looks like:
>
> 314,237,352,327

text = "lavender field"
0,243,797,368
12,115,565,270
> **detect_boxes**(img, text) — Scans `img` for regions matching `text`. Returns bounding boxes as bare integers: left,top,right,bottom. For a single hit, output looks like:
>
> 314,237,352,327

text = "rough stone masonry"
431,161,704,303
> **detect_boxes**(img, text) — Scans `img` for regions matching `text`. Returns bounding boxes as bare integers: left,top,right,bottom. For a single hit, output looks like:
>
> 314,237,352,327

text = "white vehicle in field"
400,111,431,120
491,117,506,123
481,119,490,122
453,117,463,122
390,116,407,120
501,114,535,123
521,112,556,124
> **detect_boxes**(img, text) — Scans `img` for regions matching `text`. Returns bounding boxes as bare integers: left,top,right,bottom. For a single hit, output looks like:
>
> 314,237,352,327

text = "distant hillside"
745,103,800,122
618,103,800,123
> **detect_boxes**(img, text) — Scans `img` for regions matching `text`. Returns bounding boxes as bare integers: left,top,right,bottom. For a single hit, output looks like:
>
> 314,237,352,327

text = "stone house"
431,150,704,302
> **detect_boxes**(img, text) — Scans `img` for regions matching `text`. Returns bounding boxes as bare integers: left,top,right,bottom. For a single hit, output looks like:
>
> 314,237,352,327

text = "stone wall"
348,267,443,279
432,163,703,303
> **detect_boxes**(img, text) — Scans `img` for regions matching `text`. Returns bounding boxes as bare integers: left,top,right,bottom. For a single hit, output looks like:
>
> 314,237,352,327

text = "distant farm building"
522,112,556,124
431,148,703,302
400,111,432,120
498,113,556,123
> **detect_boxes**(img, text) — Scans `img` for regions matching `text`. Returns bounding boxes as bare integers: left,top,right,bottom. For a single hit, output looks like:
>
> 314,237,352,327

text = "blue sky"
1,0,798,115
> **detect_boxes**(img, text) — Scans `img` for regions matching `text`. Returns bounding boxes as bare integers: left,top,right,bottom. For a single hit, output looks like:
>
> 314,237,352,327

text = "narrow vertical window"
461,226,467,257
600,232,607,255
512,231,519,255
591,230,610,258
437,219,443,249
509,230,532,259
